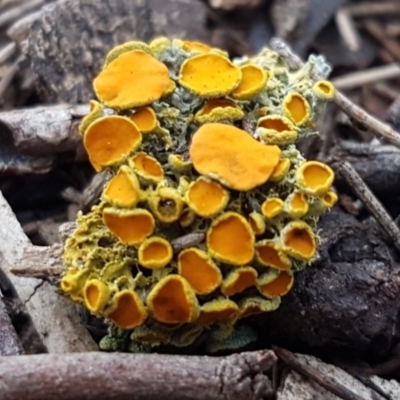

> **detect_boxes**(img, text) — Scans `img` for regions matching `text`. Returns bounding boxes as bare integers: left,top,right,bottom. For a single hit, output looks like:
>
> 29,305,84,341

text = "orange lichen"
179,208,196,227
270,158,291,181
190,123,281,191
84,116,142,169
79,100,103,135
231,64,269,100
147,187,185,223
61,38,341,352
257,115,298,145
238,296,280,319
178,247,222,295
150,37,171,56
179,53,242,98
163,80,176,96
147,275,199,324
130,107,158,133
60,268,90,301
102,165,141,208
261,197,284,219
83,279,110,313
221,267,258,296
185,176,229,217
313,80,335,99
104,41,151,66
177,176,191,194
296,161,335,195
248,211,266,235
93,50,170,109
168,154,192,173
258,271,294,298
285,191,309,218
131,326,171,345
102,207,155,244
207,212,255,265
196,299,238,325
281,221,316,261
282,92,311,126
129,152,164,184
181,40,211,54
321,191,338,208
255,240,291,270
138,236,173,269
107,290,147,329
194,98,244,124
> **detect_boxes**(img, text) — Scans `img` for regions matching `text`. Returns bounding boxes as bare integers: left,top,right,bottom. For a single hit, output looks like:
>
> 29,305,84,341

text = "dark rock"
252,209,400,361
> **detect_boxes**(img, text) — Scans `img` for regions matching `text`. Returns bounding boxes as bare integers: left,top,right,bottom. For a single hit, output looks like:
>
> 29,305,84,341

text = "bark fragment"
0,191,97,353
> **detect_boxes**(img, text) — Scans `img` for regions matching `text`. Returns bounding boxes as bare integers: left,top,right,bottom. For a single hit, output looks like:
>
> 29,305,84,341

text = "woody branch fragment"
0,350,277,400
0,191,97,352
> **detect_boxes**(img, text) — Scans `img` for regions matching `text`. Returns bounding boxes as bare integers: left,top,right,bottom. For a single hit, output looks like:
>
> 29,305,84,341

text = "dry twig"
273,347,366,400
336,161,400,252
11,232,206,282
335,7,360,52
0,103,88,155
347,2,400,17
363,19,400,62
0,350,277,400
332,63,400,90
0,0,44,28
0,42,16,64
0,191,96,352
386,23,400,37
371,82,400,101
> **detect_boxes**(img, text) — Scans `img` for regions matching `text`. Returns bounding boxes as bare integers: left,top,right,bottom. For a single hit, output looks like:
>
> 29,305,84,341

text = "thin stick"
10,233,206,282
332,63,400,90
273,346,366,400
372,82,400,101
0,0,44,28
335,91,400,147
0,56,22,103
386,23,400,37
0,42,16,64
335,8,361,52
171,232,205,253
337,161,400,252
369,356,400,377
363,19,400,62
347,2,400,17
270,38,400,149
340,140,400,155
7,10,42,43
